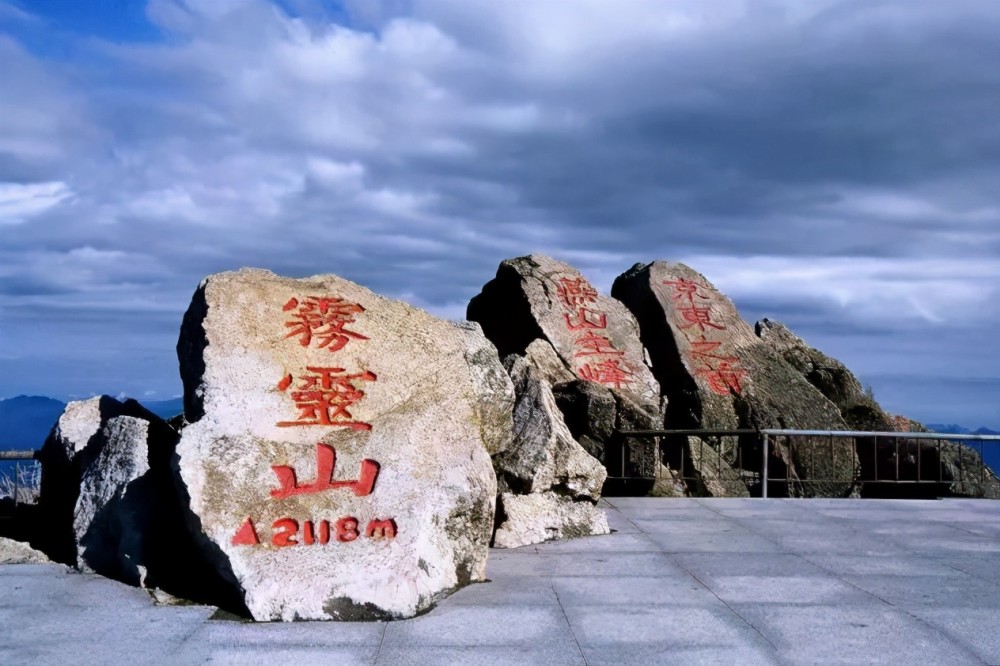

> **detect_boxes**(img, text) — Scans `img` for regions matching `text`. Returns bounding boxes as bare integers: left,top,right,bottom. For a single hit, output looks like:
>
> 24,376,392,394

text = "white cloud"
0,181,73,224
686,255,1000,328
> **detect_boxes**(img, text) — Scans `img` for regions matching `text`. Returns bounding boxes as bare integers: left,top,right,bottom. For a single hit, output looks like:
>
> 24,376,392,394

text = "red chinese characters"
563,308,607,331
277,294,377,429
276,367,376,430
578,358,634,389
663,278,747,396
270,443,379,499
573,330,624,357
556,277,598,308
231,293,399,549
232,516,397,547
231,443,398,547
283,296,368,352
552,276,634,389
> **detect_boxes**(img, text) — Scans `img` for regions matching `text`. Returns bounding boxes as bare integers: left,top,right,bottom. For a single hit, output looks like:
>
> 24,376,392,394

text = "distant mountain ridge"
1,395,184,451
0,396,65,450
927,424,1000,436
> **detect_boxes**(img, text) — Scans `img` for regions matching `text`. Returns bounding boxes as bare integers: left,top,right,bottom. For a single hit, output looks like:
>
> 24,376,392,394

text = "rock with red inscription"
491,353,609,547
613,262,858,497
176,268,512,621
468,255,664,485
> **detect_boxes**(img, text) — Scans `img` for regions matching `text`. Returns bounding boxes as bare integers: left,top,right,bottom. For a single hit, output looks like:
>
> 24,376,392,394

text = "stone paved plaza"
2,497,999,665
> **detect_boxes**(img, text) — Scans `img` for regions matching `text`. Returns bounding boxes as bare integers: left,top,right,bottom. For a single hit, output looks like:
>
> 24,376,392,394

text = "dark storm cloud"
0,0,997,425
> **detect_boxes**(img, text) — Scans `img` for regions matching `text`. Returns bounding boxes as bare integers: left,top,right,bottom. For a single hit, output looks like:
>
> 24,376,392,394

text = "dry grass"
0,462,41,504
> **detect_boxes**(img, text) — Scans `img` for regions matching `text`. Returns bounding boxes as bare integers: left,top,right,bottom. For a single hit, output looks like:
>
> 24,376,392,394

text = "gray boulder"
37,397,167,568
491,354,609,547
756,318,1000,498
36,396,232,606
0,536,50,564
613,262,859,497
493,492,610,549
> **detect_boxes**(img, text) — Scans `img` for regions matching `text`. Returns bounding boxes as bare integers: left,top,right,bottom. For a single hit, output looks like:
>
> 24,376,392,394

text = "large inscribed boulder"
469,255,663,483
613,262,858,497
176,269,511,621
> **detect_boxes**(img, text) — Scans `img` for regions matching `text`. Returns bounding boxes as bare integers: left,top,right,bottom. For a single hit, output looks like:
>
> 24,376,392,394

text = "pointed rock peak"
613,260,857,497
755,318,804,346
470,254,660,405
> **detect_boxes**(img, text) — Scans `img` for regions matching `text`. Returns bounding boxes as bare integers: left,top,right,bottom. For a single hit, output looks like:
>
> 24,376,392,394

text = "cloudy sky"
0,0,997,428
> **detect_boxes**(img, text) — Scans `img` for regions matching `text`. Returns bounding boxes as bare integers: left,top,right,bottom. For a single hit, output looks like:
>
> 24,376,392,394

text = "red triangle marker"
232,517,261,546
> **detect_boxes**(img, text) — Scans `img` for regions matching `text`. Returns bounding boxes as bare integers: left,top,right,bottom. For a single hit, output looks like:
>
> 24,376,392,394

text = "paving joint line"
657,505,786,662
372,620,388,664
551,583,590,666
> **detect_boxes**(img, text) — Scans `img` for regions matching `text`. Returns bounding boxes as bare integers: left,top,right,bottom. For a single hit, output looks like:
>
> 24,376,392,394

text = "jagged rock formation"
37,396,172,569
757,318,1000,499
613,261,859,497
175,268,510,620
5,256,993,631
35,396,233,606
468,254,663,543
492,354,609,547
469,255,663,485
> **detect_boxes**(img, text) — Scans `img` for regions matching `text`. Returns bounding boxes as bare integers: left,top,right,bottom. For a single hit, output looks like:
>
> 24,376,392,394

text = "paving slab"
731,604,985,665
2,498,999,665
906,608,1000,665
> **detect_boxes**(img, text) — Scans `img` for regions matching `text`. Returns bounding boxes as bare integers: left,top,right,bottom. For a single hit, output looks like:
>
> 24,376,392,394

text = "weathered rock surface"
684,436,752,498
73,414,159,584
500,357,606,500
756,318,1000,499
37,397,167,566
613,262,858,497
0,536,50,564
491,355,610,547
492,492,610,549
176,268,511,621
649,464,687,497
756,318,885,428
469,255,663,483
35,396,231,604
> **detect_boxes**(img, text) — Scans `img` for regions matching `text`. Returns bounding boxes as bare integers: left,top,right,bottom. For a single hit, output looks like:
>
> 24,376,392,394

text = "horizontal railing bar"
760,430,1000,440
619,430,758,437
0,451,40,460
617,429,1000,441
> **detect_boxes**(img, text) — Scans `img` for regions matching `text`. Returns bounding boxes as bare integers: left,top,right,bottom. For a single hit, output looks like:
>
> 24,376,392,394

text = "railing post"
761,433,769,499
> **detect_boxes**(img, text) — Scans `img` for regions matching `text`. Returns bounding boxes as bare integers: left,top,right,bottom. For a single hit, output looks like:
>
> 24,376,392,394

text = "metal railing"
614,429,1000,499
0,451,41,508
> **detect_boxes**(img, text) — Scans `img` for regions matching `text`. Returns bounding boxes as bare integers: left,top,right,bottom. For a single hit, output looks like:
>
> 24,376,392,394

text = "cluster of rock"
469,255,665,546
8,255,998,621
